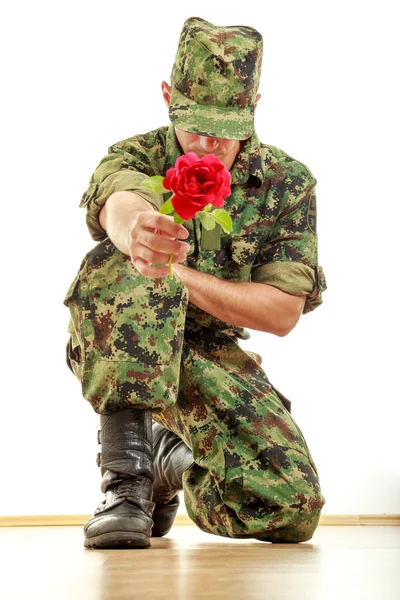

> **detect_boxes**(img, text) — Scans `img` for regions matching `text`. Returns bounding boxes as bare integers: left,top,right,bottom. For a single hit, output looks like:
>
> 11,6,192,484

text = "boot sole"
84,531,151,549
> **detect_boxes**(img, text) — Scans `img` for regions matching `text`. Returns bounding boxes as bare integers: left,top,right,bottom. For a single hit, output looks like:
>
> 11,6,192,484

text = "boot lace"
153,486,175,505
115,476,146,499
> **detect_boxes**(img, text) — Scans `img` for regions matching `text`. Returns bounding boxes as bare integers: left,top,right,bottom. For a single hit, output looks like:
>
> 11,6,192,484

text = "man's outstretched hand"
99,191,190,278
129,212,190,278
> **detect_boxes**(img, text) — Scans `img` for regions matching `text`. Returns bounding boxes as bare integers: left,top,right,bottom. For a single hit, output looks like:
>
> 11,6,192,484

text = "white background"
1,0,399,517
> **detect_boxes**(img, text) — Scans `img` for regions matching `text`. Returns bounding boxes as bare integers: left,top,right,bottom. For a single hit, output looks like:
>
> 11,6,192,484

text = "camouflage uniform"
64,17,327,543
64,123,327,542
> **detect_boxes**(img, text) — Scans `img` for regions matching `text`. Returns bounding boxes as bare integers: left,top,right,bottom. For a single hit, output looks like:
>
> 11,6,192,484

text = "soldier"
64,16,327,549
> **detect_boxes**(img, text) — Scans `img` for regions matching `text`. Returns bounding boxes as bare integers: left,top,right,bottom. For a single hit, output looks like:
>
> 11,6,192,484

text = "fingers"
131,258,172,279
131,254,187,277
140,231,190,255
135,246,186,266
137,212,189,240
129,213,190,277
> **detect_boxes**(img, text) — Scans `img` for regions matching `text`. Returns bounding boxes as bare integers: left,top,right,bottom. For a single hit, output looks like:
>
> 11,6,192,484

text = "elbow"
253,310,299,337
275,324,293,337
272,310,303,337
275,295,307,336
258,319,294,337
274,324,295,337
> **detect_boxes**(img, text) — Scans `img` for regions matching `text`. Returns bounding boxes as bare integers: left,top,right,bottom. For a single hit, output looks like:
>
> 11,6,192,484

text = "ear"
254,93,261,109
161,81,172,108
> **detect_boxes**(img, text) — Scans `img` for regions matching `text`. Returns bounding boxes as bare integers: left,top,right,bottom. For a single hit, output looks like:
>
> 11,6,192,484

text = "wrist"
99,192,155,257
172,263,191,292
171,262,186,280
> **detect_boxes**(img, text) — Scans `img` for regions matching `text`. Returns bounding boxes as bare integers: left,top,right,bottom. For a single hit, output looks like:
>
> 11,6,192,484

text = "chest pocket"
188,213,265,283
189,234,265,283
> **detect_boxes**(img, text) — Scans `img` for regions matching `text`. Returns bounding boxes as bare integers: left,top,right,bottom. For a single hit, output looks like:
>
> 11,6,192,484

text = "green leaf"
203,204,213,212
174,214,185,224
141,176,169,194
199,211,216,231
160,197,174,214
212,209,233,233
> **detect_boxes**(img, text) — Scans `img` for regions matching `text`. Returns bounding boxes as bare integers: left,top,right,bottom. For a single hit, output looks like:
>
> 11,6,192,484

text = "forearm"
99,191,155,255
173,264,306,336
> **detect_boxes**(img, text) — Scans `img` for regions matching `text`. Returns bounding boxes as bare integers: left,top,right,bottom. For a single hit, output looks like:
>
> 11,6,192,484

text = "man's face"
174,127,241,171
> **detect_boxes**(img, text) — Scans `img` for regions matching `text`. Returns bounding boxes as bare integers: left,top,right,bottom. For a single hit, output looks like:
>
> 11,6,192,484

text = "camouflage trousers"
64,239,325,543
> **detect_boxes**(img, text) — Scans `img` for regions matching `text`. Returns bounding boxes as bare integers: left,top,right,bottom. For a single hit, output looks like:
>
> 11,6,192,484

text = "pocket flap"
63,273,80,306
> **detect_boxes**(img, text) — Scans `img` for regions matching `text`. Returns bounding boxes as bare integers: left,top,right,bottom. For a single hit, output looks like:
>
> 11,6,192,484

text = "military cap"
169,16,263,140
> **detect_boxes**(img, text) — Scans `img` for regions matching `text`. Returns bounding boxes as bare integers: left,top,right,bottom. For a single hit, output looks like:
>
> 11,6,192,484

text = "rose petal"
203,193,216,205
211,195,225,207
201,154,223,168
176,153,199,169
171,194,205,220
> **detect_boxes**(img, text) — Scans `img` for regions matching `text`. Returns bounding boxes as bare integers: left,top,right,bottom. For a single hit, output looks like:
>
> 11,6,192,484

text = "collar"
230,132,265,186
165,125,184,173
165,124,265,186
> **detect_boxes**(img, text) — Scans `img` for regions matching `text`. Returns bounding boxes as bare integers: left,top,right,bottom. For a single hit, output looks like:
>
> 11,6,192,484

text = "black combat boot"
151,422,194,537
84,408,155,549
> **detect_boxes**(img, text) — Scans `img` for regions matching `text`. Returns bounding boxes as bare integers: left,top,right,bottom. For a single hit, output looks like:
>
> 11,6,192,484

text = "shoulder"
260,142,317,187
108,125,169,156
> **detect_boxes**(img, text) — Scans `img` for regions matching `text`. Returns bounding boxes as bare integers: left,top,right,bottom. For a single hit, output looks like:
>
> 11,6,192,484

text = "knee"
256,501,324,544
63,239,187,414
85,238,185,292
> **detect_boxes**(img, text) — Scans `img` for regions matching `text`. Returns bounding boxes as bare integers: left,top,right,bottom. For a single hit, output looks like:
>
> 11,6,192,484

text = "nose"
198,135,219,152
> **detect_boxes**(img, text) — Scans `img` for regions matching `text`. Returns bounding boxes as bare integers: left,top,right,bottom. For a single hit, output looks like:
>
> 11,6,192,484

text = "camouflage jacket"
80,125,327,334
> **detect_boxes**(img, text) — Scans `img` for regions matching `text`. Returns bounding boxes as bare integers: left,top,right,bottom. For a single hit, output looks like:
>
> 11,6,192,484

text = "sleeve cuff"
82,171,164,241
251,261,327,314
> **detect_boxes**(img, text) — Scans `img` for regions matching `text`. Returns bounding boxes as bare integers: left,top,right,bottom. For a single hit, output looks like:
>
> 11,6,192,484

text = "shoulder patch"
307,191,317,234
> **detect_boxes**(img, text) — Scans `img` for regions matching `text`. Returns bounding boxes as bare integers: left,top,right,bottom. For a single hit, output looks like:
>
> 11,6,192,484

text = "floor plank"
0,525,399,599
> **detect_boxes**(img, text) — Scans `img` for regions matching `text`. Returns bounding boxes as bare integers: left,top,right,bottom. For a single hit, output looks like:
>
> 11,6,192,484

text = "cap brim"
169,86,254,141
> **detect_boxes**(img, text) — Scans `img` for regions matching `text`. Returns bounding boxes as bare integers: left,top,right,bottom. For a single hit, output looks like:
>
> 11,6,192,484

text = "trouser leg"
63,238,189,547
64,238,188,414
156,329,326,543
64,239,325,543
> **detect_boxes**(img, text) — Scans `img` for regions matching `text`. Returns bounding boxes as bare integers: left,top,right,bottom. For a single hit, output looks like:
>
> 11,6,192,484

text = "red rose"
163,152,231,220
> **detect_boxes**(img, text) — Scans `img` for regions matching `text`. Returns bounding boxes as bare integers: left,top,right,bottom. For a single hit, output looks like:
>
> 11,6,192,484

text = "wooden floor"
0,525,399,599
